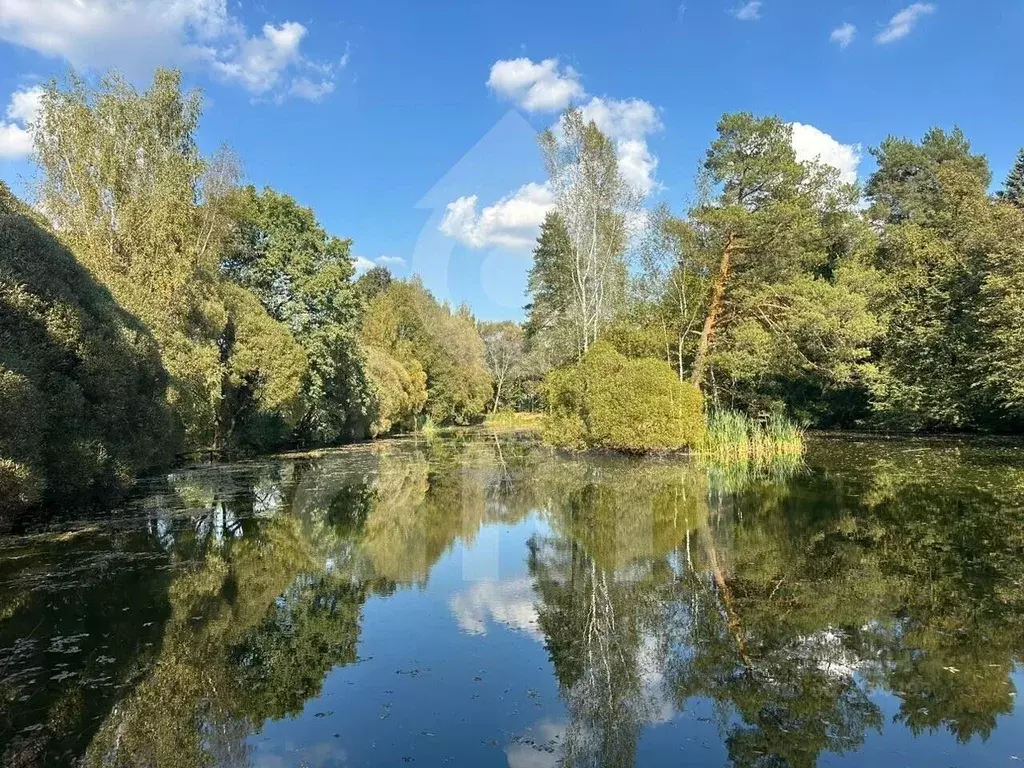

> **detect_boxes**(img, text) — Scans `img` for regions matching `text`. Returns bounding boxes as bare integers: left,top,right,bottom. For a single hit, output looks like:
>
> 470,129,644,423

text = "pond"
2,431,1024,767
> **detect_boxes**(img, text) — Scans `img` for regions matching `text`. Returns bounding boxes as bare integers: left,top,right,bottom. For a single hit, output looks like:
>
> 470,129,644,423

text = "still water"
2,432,1024,767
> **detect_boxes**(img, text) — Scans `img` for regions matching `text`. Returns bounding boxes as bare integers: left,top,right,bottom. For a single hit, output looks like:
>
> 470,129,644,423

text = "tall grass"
483,411,544,432
420,416,440,439
699,410,805,463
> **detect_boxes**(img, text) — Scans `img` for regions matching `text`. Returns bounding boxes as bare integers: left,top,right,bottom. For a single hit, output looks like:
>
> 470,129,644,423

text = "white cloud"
353,254,405,275
449,579,543,640
448,61,664,252
790,122,862,186
0,85,42,160
577,96,664,195
211,21,305,94
0,122,32,160
487,57,585,113
876,3,936,44
6,85,42,124
0,0,338,101
831,23,857,49
289,77,335,102
732,1,762,21
353,256,376,274
439,182,554,250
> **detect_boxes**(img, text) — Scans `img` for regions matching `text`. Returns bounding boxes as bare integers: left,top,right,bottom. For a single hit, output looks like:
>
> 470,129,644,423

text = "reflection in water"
1,434,1023,766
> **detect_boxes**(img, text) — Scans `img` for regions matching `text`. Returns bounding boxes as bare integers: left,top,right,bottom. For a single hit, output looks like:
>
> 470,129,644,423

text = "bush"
1,183,178,516
543,342,704,453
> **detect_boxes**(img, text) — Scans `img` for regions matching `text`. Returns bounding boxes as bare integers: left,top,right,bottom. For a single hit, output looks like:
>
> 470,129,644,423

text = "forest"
3,67,1024,514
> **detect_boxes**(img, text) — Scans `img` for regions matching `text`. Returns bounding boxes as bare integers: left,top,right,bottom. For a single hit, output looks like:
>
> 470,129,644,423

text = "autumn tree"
1,183,177,513
479,321,527,412
361,278,491,425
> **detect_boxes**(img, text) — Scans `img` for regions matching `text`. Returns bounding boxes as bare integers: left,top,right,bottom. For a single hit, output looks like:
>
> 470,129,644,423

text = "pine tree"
1002,149,1024,207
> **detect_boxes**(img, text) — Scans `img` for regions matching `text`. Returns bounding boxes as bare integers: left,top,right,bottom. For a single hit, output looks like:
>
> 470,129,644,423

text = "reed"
483,411,545,432
699,409,805,463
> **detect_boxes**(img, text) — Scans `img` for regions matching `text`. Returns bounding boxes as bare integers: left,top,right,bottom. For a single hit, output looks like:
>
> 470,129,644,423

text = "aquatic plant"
699,409,805,463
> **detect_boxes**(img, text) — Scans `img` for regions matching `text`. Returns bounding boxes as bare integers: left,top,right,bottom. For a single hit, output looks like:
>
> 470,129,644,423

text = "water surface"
2,432,1024,767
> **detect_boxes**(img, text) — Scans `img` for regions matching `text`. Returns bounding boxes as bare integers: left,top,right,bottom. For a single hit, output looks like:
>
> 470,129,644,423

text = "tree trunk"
699,523,754,677
690,234,739,390
491,376,504,414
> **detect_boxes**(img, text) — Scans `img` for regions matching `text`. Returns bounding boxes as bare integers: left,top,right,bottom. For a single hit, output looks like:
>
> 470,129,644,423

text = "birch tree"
537,109,638,358
480,321,525,412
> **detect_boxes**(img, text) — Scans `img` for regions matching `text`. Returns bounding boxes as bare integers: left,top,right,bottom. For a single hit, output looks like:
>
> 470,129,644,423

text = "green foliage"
0,182,177,514
1002,148,1024,207
679,113,881,420
543,342,705,453
699,409,804,464
31,69,309,453
355,264,394,300
215,283,308,450
866,128,991,224
360,278,491,425
223,185,372,444
863,128,1024,430
531,111,635,360
525,212,578,363
480,320,543,412
33,70,222,446
363,345,427,436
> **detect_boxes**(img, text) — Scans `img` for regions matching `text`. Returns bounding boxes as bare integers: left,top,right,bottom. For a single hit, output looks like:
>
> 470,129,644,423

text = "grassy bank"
483,411,545,433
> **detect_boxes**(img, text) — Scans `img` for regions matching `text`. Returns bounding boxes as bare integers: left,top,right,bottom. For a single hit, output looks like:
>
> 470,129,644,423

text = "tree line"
524,109,1024,441
1,70,494,515
3,66,1024,510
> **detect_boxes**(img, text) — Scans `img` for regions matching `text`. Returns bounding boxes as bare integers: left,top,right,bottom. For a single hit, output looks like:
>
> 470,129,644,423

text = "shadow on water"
1,432,1023,766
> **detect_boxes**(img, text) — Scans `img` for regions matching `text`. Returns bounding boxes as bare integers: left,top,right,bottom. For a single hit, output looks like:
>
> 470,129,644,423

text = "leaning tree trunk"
690,234,741,390
699,522,754,678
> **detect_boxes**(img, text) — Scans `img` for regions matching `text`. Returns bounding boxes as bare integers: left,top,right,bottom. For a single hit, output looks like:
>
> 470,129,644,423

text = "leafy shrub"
543,342,704,453
1,183,178,516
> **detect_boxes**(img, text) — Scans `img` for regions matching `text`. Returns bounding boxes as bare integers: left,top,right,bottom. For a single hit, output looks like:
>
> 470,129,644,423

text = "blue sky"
1,1,1022,320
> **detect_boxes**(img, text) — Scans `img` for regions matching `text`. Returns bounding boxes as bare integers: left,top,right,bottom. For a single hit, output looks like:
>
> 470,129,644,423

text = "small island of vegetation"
4,68,1024,524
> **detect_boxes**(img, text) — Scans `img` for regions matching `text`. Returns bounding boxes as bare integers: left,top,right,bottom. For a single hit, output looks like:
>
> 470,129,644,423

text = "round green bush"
543,342,704,453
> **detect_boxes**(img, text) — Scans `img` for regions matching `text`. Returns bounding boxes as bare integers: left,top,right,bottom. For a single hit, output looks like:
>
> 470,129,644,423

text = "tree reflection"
78,434,537,766
2,435,1024,767
526,442,1024,767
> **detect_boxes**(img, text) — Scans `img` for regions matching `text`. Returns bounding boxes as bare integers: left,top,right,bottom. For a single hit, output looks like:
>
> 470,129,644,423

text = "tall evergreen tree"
1001,148,1024,207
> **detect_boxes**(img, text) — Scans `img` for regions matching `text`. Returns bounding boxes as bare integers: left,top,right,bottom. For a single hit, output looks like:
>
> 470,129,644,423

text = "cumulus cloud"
487,57,585,113
876,3,936,44
439,182,554,251
732,1,762,21
485,57,664,196
790,122,862,186
831,23,857,49
448,59,664,251
0,0,339,101
449,579,543,640
579,96,663,195
0,85,42,160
